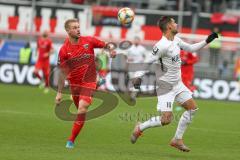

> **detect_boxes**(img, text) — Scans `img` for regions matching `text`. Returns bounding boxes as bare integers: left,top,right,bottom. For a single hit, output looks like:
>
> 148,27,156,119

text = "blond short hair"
64,19,79,31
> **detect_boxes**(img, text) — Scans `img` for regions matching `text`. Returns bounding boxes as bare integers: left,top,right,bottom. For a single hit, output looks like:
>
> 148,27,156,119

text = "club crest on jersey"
83,44,89,49
152,46,159,55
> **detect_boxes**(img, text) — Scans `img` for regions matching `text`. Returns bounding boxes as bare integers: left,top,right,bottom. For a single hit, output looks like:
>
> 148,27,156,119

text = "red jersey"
37,37,53,61
180,50,199,91
180,50,199,76
58,36,105,84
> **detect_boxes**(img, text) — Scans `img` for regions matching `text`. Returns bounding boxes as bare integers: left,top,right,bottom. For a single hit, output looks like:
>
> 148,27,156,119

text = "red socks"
34,71,49,87
44,73,49,87
68,113,86,143
34,72,42,80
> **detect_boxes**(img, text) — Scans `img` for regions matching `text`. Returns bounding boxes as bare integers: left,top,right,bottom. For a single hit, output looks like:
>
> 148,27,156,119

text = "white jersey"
127,44,146,63
136,36,206,85
154,36,182,84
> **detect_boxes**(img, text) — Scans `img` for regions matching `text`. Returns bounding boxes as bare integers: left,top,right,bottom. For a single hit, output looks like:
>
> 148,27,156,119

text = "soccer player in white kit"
126,36,146,100
130,16,218,152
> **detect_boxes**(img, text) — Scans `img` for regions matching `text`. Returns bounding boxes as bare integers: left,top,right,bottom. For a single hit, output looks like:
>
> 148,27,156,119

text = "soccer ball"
118,7,135,25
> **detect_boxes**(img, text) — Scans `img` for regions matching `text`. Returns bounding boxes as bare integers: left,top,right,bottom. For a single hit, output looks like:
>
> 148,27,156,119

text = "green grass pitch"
0,83,240,160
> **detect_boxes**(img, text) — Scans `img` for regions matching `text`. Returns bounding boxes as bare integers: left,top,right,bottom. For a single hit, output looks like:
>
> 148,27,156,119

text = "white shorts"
156,81,192,112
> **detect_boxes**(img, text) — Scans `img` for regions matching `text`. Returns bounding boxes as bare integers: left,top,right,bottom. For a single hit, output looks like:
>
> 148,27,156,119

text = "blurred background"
0,0,240,101
0,2,240,159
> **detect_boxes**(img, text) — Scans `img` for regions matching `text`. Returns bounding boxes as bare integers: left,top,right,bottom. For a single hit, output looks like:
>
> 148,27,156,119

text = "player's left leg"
171,89,198,152
34,62,45,89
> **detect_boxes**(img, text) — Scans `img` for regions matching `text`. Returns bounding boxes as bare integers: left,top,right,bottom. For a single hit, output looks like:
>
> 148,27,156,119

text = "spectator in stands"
209,27,221,67
211,0,223,12
234,56,240,86
218,59,228,79
71,0,84,4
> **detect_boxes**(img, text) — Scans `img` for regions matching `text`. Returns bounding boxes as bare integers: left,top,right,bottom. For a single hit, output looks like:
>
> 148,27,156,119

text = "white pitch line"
190,126,240,135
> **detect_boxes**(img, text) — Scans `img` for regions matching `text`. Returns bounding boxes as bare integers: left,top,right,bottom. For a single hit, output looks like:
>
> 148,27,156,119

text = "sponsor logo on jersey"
171,54,180,62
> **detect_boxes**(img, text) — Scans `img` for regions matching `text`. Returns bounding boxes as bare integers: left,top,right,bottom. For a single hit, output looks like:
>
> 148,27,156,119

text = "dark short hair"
158,16,172,32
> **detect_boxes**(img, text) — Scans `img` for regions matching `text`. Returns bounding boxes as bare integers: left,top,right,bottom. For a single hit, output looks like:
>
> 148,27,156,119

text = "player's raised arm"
178,32,218,52
91,36,117,58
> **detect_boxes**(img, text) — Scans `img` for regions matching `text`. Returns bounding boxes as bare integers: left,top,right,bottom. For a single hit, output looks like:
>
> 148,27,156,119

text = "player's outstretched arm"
179,32,218,52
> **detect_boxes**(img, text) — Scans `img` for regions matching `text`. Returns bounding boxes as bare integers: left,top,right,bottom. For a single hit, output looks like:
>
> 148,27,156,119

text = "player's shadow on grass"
55,90,118,121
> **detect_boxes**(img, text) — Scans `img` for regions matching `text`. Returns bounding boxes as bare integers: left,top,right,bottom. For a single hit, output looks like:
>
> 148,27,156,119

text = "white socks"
174,108,198,139
138,108,198,138
139,116,162,131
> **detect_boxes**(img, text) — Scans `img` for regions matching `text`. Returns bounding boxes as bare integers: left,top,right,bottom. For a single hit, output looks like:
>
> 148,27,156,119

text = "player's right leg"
33,68,42,80
34,62,44,89
130,111,173,144
34,61,42,80
130,88,175,144
34,68,44,89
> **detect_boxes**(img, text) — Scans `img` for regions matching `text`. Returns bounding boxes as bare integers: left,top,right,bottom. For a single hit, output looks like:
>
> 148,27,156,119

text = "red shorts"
70,81,97,107
35,60,50,75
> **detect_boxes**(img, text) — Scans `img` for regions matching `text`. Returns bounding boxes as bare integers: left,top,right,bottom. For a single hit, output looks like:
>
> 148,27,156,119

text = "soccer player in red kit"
55,19,116,149
34,31,53,93
180,50,199,91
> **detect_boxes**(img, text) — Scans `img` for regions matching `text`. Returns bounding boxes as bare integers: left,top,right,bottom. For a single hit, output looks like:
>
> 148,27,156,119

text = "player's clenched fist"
206,32,218,44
